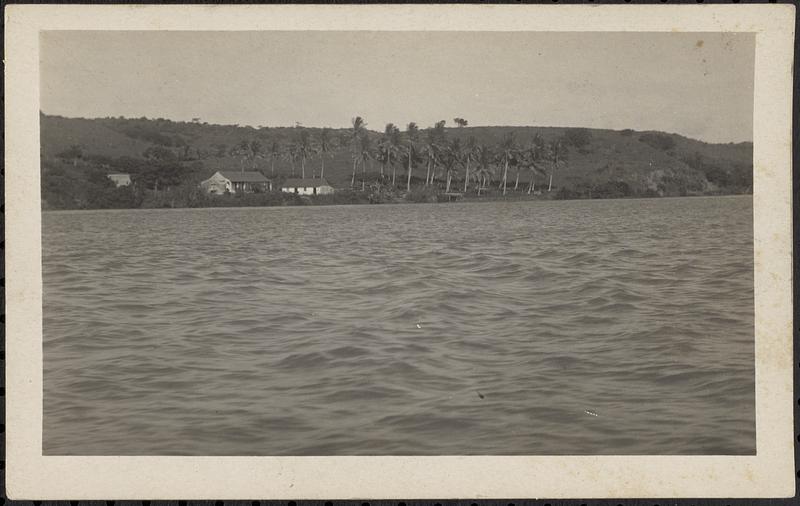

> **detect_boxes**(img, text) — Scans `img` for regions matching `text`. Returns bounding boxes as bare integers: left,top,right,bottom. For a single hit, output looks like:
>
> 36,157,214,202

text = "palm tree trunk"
406,152,413,192
548,172,553,192
361,158,366,191
425,159,431,185
392,165,396,186
321,157,325,179
514,171,520,191
502,158,509,196
528,178,533,194
446,170,451,193
464,159,470,193
271,158,275,176
351,159,357,187
301,156,306,179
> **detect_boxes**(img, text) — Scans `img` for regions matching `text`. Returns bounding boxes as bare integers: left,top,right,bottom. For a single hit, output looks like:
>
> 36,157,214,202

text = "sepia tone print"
38,30,758,457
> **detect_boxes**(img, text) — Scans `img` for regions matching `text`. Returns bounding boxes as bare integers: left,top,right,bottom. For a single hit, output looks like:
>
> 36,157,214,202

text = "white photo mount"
4,3,795,500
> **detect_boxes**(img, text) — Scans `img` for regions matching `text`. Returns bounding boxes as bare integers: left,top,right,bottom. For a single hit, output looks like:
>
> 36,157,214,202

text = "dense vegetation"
40,113,753,210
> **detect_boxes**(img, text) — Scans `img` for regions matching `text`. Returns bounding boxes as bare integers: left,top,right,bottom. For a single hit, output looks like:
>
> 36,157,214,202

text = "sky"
40,30,755,143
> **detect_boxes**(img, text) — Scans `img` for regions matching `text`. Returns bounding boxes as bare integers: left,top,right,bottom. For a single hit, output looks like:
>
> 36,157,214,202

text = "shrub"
564,128,593,148
639,133,676,151
554,181,633,200
312,190,370,205
405,186,439,203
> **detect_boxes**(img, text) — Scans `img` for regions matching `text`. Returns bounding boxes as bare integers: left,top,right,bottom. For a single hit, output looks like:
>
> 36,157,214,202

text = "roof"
281,178,332,187
218,171,270,183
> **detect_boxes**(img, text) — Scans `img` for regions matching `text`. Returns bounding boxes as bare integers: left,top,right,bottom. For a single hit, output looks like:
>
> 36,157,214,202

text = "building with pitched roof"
107,173,132,187
200,171,272,194
280,178,335,196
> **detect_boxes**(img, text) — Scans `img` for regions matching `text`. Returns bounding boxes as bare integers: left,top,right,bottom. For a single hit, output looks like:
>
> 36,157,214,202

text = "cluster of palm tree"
228,116,570,195
228,127,338,180
365,118,570,196
274,127,337,179
340,116,567,195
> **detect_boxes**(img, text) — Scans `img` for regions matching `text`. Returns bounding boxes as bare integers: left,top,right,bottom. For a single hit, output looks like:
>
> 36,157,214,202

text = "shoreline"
41,191,752,212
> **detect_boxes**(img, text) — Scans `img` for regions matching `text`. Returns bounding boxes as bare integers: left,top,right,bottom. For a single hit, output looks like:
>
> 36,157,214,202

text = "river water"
42,196,755,455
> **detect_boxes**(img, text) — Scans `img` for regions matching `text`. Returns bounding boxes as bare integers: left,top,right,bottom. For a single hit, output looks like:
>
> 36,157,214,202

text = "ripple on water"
42,196,755,455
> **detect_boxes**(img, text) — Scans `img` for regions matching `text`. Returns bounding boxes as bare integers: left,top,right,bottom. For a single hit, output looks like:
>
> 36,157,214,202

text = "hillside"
40,113,752,209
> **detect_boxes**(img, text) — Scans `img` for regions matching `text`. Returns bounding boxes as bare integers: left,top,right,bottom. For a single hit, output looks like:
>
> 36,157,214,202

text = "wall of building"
281,185,335,196
201,173,232,195
108,174,132,187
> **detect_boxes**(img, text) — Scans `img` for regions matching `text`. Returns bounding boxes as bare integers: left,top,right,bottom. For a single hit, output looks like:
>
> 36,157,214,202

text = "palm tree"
388,124,402,186
463,136,477,193
473,144,494,193
294,129,315,179
427,120,447,185
61,144,84,167
284,143,298,176
229,140,247,172
350,116,366,187
379,123,397,179
431,120,447,184
499,132,517,196
548,139,568,192
229,141,262,170
229,140,259,173
478,167,492,191
267,140,281,176
445,137,463,193
422,133,437,186
405,122,419,192
249,140,263,168
527,162,548,194
525,134,548,194
317,128,334,180
357,133,373,191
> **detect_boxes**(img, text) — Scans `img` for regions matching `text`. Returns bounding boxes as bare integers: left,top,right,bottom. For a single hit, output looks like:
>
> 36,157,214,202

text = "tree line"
218,116,580,196
41,113,752,210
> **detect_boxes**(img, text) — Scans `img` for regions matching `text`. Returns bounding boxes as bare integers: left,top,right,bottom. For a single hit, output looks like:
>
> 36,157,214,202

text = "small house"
200,171,272,195
280,178,335,196
107,173,132,187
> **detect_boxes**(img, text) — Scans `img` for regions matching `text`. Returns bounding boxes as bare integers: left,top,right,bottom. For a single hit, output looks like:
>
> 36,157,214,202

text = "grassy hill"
40,113,752,209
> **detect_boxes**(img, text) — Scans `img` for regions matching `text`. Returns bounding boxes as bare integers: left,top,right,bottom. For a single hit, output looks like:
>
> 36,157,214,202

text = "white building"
280,178,335,196
200,171,271,195
107,173,132,187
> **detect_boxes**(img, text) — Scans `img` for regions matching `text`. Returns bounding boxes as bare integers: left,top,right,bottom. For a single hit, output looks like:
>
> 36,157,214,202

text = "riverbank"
41,114,754,211
42,185,751,211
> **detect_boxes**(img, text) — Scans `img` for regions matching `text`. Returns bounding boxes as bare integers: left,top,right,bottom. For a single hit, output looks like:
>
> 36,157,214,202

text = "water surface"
43,196,755,455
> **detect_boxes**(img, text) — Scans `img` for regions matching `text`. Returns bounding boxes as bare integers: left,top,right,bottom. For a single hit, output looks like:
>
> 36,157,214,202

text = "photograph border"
4,3,796,500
